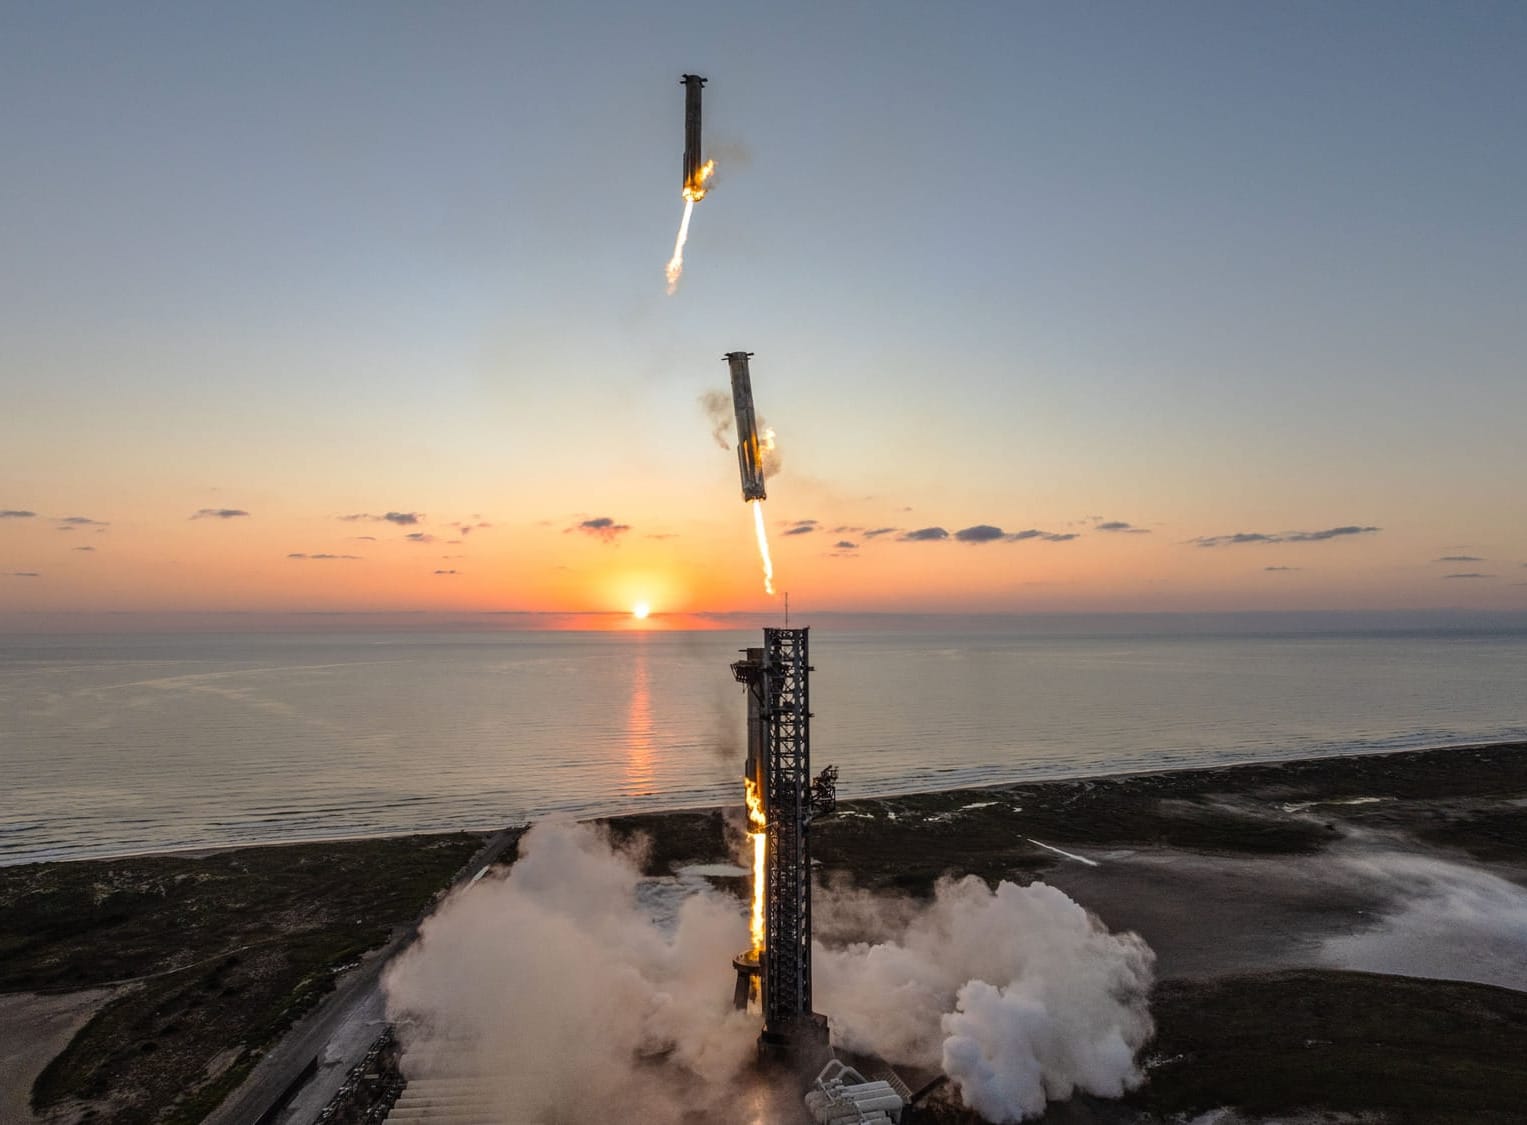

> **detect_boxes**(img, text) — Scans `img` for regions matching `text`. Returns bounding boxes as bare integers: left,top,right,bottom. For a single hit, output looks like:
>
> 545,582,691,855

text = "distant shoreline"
15,736,1526,869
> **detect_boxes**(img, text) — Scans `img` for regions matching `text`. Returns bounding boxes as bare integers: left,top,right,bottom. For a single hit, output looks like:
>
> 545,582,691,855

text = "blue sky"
3,2,1525,618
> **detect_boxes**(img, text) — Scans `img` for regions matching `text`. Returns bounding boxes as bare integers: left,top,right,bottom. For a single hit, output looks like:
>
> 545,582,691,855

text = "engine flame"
684,159,716,203
750,499,775,595
745,777,766,953
664,199,694,295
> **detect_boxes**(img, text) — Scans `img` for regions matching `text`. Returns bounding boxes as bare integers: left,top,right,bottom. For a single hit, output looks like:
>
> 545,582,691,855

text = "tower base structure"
732,949,760,1011
757,1011,831,1068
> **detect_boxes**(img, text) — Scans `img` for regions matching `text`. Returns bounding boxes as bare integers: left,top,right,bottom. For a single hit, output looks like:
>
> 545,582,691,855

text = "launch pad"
732,627,837,1062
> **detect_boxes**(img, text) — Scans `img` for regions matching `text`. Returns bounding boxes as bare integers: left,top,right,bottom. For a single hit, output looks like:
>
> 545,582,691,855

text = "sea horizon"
5,623,1526,867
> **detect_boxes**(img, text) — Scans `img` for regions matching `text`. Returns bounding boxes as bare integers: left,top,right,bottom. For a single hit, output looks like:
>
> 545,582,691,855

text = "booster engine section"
726,351,768,502
681,74,708,200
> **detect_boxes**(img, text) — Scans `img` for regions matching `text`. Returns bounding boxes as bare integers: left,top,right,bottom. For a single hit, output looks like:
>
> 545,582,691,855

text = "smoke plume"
700,390,732,449
815,875,1155,1122
383,820,756,1119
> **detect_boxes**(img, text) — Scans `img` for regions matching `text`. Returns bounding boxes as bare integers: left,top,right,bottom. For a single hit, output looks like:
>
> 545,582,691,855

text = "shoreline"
10,735,1526,869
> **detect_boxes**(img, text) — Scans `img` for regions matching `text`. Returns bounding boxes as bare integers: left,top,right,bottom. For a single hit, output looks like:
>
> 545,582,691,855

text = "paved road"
204,828,521,1125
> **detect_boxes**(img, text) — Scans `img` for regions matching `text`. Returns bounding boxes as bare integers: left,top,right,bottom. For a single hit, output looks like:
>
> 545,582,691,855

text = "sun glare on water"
632,602,650,620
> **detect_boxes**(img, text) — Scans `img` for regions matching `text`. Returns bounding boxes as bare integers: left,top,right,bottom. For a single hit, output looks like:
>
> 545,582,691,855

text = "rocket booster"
681,74,707,198
735,645,769,820
726,351,767,502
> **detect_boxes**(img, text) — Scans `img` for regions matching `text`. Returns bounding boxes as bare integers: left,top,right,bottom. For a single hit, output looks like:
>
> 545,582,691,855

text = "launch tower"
732,627,836,1061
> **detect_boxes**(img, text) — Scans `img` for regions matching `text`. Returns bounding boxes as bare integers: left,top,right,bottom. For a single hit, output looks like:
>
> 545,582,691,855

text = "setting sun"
632,602,650,619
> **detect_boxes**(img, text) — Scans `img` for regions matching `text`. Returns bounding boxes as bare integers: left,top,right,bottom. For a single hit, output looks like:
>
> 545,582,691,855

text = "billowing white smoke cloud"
382,819,757,1119
385,822,1153,1123
815,875,1155,1123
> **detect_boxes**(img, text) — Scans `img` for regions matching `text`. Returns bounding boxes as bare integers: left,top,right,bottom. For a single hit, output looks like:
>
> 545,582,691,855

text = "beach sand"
0,988,115,1124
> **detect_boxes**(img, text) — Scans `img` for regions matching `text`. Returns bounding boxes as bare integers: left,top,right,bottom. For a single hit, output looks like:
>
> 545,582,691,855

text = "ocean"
3,625,1526,865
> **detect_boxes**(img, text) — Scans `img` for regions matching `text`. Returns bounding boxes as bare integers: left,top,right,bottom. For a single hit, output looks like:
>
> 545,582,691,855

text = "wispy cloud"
862,527,898,539
1264,566,1301,572
834,540,857,550
1443,572,1494,580
571,517,631,543
434,569,459,575
288,553,361,560
900,527,950,542
405,533,437,544
58,516,108,528
783,520,817,536
1095,520,1150,534
73,546,96,553
191,508,250,520
8,571,41,577
0,510,35,519
1436,555,1484,563
342,511,423,526
1190,525,1380,548
1005,528,1079,543
453,520,492,536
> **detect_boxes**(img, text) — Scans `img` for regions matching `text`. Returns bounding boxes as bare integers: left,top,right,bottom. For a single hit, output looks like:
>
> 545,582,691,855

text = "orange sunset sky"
4,4,1526,627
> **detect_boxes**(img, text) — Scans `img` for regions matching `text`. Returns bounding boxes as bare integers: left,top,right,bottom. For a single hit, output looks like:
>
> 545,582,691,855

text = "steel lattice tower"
732,627,832,1058
761,627,812,1040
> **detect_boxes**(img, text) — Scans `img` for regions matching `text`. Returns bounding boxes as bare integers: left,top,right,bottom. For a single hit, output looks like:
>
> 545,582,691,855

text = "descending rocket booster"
681,74,709,200
726,351,767,502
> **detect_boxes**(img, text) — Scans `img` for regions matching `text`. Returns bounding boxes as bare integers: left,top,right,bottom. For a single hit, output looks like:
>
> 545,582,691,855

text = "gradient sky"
3,2,1526,624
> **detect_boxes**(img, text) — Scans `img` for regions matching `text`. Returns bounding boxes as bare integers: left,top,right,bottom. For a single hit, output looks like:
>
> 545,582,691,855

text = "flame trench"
745,778,766,953
750,499,775,595
664,161,714,295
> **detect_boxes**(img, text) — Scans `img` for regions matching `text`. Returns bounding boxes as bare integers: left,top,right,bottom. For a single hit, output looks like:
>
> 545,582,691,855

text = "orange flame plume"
745,777,766,953
684,158,716,203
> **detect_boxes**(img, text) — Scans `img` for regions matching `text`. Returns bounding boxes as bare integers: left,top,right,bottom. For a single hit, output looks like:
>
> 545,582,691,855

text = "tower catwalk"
732,627,836,1059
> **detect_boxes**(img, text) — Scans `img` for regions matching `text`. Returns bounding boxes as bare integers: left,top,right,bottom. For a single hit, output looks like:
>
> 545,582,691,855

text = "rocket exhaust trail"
665,161,714,294
665,199,694,295
751,499,775,595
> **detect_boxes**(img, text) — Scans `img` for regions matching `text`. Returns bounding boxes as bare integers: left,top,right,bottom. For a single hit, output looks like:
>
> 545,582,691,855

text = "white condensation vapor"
814,875,1156,1122
382,819,757,1119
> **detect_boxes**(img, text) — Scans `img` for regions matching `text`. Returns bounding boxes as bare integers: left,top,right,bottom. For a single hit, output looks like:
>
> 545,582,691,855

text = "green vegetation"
1,832,485,1123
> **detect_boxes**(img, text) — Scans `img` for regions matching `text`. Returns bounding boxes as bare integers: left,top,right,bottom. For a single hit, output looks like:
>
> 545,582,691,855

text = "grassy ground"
608,742,1527,896
0,832,484,1123
1129,969,1527,1123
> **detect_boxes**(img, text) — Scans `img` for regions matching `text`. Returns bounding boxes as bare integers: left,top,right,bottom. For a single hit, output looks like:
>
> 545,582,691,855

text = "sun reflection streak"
623,641,655,796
